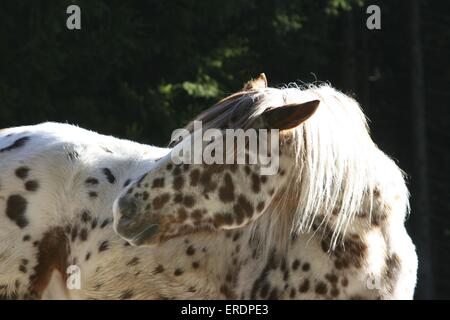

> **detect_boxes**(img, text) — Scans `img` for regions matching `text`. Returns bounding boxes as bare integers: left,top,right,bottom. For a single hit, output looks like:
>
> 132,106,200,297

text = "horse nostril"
118,196,138,219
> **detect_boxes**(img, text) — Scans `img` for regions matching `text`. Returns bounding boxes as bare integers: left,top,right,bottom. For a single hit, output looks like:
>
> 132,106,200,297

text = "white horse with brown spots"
0,75,417,299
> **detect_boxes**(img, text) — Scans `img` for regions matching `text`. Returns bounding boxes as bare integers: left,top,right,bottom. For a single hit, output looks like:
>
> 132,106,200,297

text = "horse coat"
0,84,418,299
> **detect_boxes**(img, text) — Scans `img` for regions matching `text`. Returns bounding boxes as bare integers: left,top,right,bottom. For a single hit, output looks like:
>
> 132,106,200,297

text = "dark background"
0,0,448,299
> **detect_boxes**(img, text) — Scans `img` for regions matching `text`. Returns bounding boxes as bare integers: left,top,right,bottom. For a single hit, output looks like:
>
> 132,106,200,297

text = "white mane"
185,84,408,254
257,85,379,249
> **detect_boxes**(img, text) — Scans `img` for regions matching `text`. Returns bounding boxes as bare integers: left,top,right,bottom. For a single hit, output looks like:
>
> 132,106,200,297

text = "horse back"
0,122,168,299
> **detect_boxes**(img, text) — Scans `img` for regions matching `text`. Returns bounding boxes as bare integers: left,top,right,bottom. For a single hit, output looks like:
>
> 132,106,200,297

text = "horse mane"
175,83,406,256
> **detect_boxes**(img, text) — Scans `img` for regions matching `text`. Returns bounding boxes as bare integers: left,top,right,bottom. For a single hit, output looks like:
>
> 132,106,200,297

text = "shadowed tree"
409,0,433,299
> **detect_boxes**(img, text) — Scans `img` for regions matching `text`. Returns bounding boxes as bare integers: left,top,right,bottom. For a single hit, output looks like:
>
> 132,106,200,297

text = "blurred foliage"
0,0,361,145
0,0,449,298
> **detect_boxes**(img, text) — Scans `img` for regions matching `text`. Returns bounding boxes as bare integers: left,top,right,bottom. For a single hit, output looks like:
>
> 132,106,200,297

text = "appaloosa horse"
0,75,417,299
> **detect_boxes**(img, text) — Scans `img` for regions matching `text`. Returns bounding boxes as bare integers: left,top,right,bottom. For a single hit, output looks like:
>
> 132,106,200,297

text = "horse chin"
127,224,160,246
113,214,161,246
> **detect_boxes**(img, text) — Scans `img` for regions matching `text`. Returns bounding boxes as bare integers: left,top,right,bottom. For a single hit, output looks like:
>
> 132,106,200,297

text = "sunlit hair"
172,83,409,256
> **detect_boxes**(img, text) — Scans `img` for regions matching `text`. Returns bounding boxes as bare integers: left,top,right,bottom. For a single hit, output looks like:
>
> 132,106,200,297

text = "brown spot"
167,164,173,170
220,284,236,299
374,188,381,197
371,214,381,227
85,252,91,261
385,253,401,281
127,257,140,266
29,227,69,299
302,263,310,272
268,288,279,300
174,268,184,276
173,166,181,176
177,208,188,221
6,194,28,228
341,277,349,287
183,196,195,208
256,201,265,212
191,209,202,221
330,288,340,297
79,228,88,241
15,167,29,179
174,193,183,203
358,211,368,218
192,261,200,269
213,214,225,227
199,169,218,193
101,147,113,154
98,240,109,252
259,283,270,298
223,213,234,225
234,195,254,220
81,210,92,223
153,193,171,210
315,281,328,295
0,136,29,153
350,233,360,240
190,169,200,186
186,245,195,256
85,177,99,185
23,235,31,241
102,168,116,184
251,173,261,193
321,239,330,253
173,176,185,191
119,289,134,300
153,264,165,274
325,273,338,284
292,259,300,270
100,219,110,229
218,173,235,203
67,150,79,161
88,191,98,198
152,178,165,189
290,288,296,298
70,226,78,242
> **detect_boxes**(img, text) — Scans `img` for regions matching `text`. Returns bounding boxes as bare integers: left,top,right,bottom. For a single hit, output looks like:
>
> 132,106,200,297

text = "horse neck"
78,228,244,299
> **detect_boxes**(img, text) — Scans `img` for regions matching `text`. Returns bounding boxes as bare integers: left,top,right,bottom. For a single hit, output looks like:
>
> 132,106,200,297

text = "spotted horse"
0,74,417,299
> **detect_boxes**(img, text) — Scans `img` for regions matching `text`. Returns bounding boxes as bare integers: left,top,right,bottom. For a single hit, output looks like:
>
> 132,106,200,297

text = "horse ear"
260,100,320,131
243,73,268,91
